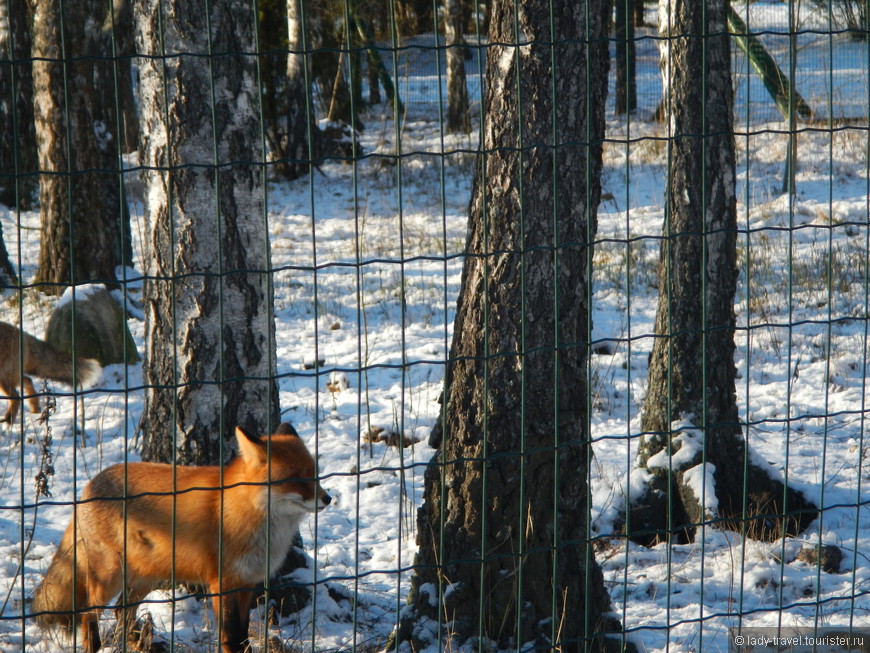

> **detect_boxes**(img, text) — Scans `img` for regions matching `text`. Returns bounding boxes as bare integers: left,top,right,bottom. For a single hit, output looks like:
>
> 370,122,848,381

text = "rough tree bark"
444,0,470,133
399,0,619,651
627,0,816,545
136,0,279,466
32,0,132,294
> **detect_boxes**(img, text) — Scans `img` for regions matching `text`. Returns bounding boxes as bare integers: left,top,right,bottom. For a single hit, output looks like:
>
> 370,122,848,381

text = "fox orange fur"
32,424,331,653
0,321,100,423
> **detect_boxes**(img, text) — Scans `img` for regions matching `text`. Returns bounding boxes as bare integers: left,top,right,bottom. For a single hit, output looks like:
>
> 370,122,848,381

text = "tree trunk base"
393,604,638,653
624,459,817,547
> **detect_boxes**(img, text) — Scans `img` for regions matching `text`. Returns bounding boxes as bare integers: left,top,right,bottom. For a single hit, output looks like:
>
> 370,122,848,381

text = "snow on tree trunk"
136,0,279,466
629,0,816,545
32,0,130,293
399,0,619,650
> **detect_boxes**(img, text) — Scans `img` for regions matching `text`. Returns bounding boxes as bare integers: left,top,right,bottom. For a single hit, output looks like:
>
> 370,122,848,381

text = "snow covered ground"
1,2,869,651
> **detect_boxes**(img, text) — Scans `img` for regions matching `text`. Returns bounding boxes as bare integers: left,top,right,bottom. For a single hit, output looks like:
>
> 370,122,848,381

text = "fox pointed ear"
235,426,266,464
274,422,299,438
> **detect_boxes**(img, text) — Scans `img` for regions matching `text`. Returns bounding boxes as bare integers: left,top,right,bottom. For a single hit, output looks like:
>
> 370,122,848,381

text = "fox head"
235,425,332,515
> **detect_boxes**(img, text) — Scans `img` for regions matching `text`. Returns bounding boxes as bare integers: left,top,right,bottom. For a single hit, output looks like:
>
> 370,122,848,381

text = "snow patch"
645,418,704,471
56,282,109,309
681,461,719,517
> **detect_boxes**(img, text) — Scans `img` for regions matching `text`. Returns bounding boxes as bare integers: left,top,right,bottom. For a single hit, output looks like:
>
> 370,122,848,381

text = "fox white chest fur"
232,486,312,580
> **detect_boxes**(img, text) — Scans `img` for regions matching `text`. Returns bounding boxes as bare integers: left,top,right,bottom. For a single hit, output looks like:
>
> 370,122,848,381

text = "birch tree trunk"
399,0,619,650
32,0,131,293
136,0,279,466
628,0,816,545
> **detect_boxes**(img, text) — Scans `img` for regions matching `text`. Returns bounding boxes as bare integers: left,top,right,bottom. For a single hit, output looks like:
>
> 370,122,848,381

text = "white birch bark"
136,0,279,464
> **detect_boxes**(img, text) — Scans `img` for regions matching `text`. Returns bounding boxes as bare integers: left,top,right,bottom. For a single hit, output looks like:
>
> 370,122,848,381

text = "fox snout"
317,488,332,511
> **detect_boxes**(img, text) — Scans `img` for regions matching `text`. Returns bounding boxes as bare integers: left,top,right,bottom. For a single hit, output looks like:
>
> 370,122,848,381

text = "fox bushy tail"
25,337,101,389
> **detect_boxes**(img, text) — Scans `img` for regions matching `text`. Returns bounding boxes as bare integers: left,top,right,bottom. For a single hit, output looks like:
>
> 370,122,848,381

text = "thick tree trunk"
628,0,816,546
444,0,470,133
32,0,130,294
0,0,37,211
136,0,279,466
400,0,617,651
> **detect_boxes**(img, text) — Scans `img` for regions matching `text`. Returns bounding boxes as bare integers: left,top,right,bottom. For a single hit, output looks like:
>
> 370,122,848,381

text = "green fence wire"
0,0,868,651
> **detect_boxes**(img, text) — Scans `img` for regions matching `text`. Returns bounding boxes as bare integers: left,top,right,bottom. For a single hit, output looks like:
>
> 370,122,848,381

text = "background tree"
308,2,358,129
258,0,315,180
0,0,23,288
614,0,637,114
135,0,280,466
304,0,403,134
0,225,17,289
282,0,316,177
351,0,404,116
360,0,387,104
32,0,132,294
395,0,432,34
0,0,37,211
627,0,816,545
634,0,647,26
399,0,619,650
444,0,470,133
102,0,139,154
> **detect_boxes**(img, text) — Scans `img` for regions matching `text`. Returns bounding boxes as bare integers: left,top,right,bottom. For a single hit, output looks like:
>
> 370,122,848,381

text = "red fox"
0,321,101,423
32,424,332,653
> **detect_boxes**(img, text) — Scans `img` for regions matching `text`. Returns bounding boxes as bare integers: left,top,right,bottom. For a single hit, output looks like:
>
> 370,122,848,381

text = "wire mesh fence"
0,0,868,651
